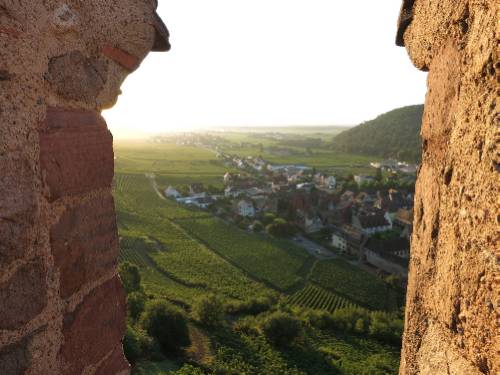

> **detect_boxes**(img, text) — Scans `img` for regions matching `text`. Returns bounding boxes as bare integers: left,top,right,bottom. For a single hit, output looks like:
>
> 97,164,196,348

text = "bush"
305,307,403,346
266,219,297,238
140,300,191,354
304,310,336,330
119,262,142,294
171,364,205,375
123,325,155,364
127,291,147,321
262,213,276,225
368,311,403,345
225,296,275,316
193,294,224,328
251,220,264,232
260,312,303,347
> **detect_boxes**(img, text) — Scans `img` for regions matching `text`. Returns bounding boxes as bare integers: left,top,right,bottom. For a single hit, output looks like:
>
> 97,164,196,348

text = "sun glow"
104,0,426,139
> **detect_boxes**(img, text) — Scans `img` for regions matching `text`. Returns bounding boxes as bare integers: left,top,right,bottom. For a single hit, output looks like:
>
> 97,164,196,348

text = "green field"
113,140,401,375
115,141,236,187
176,217,311,291
288,283,356,312
310,260,398,311
115,173,273,306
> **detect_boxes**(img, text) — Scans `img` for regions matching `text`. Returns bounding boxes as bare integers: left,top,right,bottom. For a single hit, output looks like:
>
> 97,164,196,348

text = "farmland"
310,260,399,311
176,217,311,291
113,139,402,375
287,284,356,312
115,174,272,305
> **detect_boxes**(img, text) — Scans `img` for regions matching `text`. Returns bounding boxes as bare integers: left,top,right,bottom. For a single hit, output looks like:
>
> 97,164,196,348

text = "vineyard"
176,217,311,291
114,173,207,220
113,141,402,375
287,284,356,312
310,260,398,311
115,174,273,305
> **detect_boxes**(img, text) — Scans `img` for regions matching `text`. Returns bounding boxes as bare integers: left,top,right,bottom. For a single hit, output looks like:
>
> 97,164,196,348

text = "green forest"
331,105,424,162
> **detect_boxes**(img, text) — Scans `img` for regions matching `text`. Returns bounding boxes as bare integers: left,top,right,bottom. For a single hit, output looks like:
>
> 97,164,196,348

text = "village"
163,150,416,281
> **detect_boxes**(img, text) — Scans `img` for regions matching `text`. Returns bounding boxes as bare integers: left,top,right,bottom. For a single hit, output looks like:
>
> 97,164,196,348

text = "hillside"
331,105,424,162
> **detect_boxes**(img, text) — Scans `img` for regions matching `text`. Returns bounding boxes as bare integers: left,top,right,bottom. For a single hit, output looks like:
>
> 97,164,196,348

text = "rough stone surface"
59,276,127,375
0,260,47,330
39,108,114,201
397,1,497,374
94,345,131,375
0,331,33,375
51,195,119,298
0,153,37,268
0,1,169,374
46,51,108,104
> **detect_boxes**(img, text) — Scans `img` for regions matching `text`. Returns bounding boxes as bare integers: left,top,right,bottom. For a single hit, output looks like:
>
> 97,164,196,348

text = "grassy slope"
331,105,424,162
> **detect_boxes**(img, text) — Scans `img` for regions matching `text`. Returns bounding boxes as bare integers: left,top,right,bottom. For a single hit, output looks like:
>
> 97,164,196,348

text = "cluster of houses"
370,159,418,174
165,155,415,279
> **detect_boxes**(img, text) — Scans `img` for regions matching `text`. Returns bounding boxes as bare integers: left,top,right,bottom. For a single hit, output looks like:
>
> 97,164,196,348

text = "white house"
235,199,256,218
165,186,181,199
332,230,348,252
225,186,243,198
352,212,392,235
324,176,336,189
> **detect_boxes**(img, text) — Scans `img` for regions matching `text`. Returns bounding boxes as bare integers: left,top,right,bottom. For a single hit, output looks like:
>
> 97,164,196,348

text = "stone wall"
0,1,169,374
396,1,497,374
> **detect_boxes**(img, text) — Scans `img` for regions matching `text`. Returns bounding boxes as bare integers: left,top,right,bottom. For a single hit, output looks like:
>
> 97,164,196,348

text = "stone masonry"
397,1,498,374
0,1,169,374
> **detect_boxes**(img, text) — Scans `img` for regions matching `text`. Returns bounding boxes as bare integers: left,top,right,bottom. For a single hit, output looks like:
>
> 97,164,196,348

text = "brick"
50,195,119,299
39,108,114,201
0,260,47,330
0,335,31,374
94,345,130,375
0,153,36,269
59,276,126,375
102,45,140,71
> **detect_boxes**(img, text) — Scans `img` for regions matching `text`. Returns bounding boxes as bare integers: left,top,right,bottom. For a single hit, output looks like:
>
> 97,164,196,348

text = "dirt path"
145,173,167,201
186,326,213,365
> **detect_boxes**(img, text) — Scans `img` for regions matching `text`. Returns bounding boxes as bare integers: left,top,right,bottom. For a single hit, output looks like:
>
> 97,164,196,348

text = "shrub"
123,325,155,364
140,300,191,354
193,294,224,328
368,311,403,345
119,262,142,294
304,310,335,330
127,291,147,321
260,312,303,347
251,220,264,232
225,296,275,316
171,364,205,375
262,213,276,225
266,220,297,238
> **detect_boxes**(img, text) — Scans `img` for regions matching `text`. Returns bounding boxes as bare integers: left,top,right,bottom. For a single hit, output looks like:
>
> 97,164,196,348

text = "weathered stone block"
0,153,36,269
95,345,130,375
46,51,108,104
39,108,114,201
0,334,31,374
0,260,47,330
59,276,126,375
50,195,119,298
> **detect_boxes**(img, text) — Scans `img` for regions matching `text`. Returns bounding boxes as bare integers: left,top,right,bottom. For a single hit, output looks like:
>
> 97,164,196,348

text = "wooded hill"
331,105,424,162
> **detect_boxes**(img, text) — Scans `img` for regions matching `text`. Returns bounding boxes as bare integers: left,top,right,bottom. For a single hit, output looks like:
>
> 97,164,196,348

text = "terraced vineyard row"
310,260,398,311
288,284,356,312
177,217,311,291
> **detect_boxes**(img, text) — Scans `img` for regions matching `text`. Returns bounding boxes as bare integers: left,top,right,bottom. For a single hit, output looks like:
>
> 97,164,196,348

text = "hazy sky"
104,0,427,138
